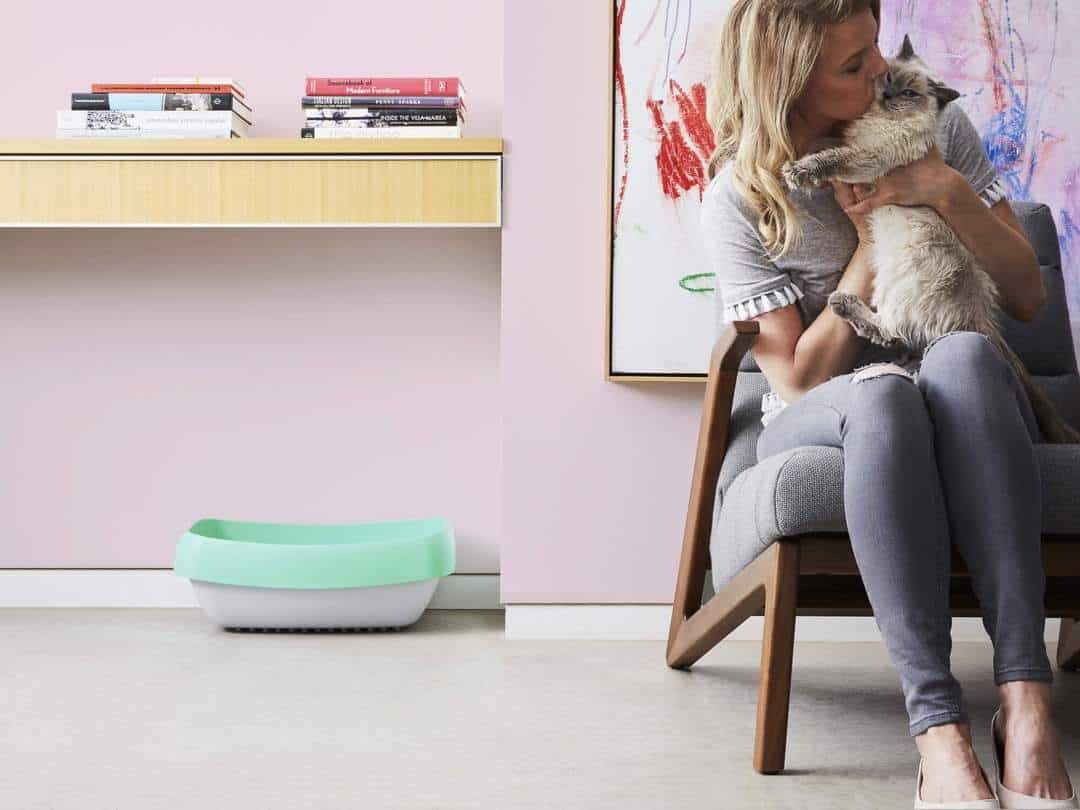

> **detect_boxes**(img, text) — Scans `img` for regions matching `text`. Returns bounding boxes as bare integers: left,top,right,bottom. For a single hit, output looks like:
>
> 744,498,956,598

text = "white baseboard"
0,571,500,609
0,572,1063,645
504,605,1063,643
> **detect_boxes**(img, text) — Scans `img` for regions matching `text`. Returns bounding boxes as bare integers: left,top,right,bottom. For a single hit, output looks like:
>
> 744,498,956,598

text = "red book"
304,76,463,97
91,82,245,98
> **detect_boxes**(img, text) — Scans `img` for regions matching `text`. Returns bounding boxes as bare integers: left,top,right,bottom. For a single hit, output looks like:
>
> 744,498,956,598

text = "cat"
780,34,1080,444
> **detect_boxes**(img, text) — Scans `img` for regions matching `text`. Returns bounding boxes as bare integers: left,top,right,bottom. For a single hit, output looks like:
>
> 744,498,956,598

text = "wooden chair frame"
667,320,1080,774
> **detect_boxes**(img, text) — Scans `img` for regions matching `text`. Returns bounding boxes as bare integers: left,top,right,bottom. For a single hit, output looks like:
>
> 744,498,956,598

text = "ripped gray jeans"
755,330,1052,738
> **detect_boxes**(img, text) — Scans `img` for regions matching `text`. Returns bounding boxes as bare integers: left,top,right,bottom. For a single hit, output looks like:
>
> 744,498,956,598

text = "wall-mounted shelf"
0,138,503,228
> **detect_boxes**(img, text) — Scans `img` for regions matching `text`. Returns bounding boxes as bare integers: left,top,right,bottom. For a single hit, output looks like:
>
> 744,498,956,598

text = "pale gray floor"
1,609,1077,810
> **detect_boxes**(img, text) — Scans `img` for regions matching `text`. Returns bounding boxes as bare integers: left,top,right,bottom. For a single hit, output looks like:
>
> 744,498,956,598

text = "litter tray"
173,517,455,631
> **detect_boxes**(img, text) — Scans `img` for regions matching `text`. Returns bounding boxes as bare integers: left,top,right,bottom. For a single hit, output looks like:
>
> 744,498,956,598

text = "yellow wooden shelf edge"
0,137,503,156
0,138,503,226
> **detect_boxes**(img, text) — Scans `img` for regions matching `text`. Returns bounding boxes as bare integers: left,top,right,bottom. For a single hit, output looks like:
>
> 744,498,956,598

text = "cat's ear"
897,34,916,61
929,80,961,109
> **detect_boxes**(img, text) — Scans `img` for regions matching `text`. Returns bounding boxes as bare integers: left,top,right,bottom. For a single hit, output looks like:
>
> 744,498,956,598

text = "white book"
56,128,234,139
152,76,247,95
58,109,250,137
301,125,462,139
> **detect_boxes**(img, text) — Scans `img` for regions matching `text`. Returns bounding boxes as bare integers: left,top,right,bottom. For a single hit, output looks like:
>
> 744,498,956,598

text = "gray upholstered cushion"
710,201,1080,593
711,442,1080,592
996,202,1079,376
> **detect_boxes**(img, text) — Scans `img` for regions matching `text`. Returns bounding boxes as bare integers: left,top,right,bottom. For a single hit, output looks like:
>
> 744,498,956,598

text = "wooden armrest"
710,319,761,375
700,319,760,489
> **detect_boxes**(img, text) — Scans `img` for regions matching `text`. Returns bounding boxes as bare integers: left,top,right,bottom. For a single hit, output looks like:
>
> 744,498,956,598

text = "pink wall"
0,1,503,570
3,0,709,602
500,2,705,603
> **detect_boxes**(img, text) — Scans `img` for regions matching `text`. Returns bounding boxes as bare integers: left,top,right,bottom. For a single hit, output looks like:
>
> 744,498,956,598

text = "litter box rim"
173,516,455,589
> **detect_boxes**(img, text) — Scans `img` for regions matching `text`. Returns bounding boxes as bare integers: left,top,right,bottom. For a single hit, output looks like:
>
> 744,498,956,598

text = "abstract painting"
609,0,1079,378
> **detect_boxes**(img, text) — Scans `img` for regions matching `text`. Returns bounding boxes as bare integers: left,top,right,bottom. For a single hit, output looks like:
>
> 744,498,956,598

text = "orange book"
91,82,245,98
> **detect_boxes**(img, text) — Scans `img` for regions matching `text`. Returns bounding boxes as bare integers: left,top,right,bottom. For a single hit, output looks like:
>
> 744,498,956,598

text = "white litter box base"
190,578,440,630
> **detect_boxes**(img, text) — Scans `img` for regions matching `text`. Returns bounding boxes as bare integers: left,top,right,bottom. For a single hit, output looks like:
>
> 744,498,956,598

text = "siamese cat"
781,34,1079,444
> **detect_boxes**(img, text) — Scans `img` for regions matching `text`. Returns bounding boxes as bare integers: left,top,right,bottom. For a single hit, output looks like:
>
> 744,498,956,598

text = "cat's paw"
781,160,820,192
828,291,861,318
873,334,907,350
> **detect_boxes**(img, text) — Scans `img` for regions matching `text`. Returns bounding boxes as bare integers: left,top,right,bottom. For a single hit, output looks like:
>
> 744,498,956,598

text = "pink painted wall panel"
500,2,705,602
0,1,502,569
1,1,501,139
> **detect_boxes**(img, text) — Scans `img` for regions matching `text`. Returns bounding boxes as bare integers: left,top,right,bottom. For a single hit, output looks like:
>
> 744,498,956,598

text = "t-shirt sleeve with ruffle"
940,102,1007,208
700,174,804,328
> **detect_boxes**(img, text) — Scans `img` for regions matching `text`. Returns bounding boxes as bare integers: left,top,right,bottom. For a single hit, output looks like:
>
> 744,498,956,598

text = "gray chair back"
719,200,1080,498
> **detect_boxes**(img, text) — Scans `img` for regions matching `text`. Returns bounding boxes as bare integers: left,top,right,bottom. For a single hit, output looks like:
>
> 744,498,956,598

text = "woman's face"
795,7,889,125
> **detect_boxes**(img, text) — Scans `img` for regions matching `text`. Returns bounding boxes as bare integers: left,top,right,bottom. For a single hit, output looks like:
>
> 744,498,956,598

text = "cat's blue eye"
902,89,919,98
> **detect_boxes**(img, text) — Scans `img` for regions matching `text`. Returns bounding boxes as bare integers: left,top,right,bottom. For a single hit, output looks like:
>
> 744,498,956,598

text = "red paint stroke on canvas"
669,79,714,159
647,98,705,201
977,0,1008,113
613,0,630,230
647,80,713,202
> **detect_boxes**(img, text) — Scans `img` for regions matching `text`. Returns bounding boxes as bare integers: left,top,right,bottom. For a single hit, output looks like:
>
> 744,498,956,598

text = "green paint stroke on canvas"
679,272,715,293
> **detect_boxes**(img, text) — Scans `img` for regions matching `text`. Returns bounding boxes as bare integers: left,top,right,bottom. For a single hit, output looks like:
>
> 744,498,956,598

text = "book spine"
90,83,243,96
301,95,462,108
57,110,247,133
152,76,247,96
300,125,461,139
305,76,459,96
305,109,458,125
72,92,246,115
56,128,234,139
307,121,455,129
304,108,450,119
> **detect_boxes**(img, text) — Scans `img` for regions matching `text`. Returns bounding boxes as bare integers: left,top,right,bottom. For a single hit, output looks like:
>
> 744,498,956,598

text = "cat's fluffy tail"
989,334,1080,444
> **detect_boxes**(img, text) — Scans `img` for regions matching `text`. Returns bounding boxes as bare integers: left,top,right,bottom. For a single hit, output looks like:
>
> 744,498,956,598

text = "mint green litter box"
173,517,455,631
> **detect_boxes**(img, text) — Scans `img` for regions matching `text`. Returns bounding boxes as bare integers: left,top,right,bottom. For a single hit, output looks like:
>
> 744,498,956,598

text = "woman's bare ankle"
998,680,1052,721
915,721,971,754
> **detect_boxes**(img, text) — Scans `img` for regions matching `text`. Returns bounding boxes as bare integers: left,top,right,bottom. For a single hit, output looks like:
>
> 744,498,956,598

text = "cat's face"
875,35,961,116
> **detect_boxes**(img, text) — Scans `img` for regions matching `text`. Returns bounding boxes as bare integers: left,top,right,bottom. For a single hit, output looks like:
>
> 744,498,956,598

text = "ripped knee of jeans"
850,361,916,384
922,329,993,360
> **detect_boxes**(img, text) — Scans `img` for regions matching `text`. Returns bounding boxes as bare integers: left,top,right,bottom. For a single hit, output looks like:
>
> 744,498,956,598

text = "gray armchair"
666,200,1080,775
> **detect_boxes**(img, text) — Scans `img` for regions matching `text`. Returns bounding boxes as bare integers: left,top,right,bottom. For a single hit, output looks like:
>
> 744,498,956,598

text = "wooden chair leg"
754,540,800,774
1058,618,1080,671
667,539,787,668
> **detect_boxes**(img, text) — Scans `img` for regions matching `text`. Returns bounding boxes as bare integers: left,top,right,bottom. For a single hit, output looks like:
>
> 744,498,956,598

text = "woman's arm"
754,183,882,404
753,242,875,404
932,173,1044,322
843,146,1045,322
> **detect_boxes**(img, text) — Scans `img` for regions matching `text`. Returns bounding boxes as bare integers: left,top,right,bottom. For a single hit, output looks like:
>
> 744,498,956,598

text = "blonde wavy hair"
705,0,881,258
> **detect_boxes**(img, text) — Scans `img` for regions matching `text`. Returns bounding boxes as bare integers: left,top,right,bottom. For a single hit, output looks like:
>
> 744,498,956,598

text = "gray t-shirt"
699,102,1007,425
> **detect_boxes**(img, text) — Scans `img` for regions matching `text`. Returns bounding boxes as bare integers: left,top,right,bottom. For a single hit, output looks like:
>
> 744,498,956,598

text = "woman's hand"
839,145,955,217
832,180,875,243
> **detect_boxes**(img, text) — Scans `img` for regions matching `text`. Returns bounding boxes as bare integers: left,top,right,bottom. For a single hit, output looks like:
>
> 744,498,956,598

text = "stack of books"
57,76,253,139
300,76,465,139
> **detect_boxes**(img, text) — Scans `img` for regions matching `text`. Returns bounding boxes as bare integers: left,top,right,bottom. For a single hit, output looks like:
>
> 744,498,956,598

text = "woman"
699,1,1077,807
